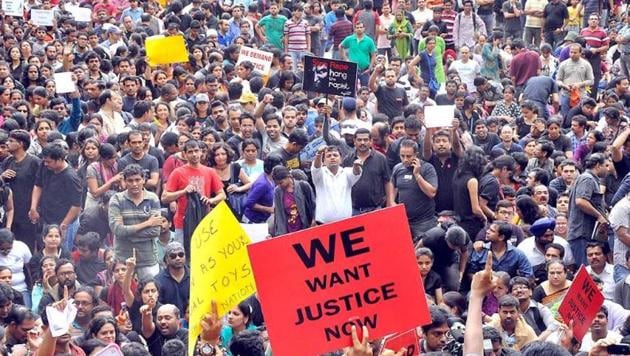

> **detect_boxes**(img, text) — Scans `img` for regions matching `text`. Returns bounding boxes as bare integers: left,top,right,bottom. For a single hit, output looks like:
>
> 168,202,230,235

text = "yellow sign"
188,202,257,355
145,35,189,67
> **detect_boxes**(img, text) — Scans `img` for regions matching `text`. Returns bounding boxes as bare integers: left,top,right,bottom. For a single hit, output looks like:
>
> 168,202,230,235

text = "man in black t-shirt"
1,130,41,250
142,304,188,356
118,131,160,191
369,66,409,121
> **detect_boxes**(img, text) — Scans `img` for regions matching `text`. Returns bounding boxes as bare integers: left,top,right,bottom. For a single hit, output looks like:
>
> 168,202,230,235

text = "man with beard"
567,153,609,266
70,287,98,335
422,126,462,212
209,101,230,133
579,306,622,352
487,295,537,351
142,304,188,356
156,242,189,314
342,128,393,215
510,277,558,338
392,139,438,240
518,218,574,283
121,76,140,113
37,259,81,314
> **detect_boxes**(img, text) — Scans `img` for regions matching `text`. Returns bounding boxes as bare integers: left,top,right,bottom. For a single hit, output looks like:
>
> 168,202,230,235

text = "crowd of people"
0,0,627,353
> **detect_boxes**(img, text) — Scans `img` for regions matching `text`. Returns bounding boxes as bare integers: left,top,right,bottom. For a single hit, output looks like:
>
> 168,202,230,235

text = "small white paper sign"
53,72,76,94
31,9,54,26
45,299,78,337
65,5,92,22
2,0,24,17
424,105,455,128
240,223,269,243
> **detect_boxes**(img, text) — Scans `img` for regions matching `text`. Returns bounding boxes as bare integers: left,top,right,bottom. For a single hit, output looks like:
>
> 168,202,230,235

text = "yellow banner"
145,35,189,67
188,202,257,355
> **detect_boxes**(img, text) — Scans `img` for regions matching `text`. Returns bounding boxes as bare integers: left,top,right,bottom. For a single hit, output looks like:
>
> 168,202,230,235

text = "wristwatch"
198,342,216,356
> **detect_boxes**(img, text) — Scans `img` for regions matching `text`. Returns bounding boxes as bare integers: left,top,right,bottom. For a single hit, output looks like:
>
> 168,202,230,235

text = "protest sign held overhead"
303,56,358,97
247,205,430,356
188,202,257,356
558,266,605,341
2,0,24,17
237,46,273,76
145,35,189,67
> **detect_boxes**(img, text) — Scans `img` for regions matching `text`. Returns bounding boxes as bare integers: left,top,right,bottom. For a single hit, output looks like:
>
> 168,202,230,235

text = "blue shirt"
243,174,274,223
469,243,533,277
155,267,190,314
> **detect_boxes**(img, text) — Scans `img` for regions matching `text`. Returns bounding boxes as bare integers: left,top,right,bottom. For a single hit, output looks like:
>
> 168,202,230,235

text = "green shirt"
340,33,376,71
258,14,288,50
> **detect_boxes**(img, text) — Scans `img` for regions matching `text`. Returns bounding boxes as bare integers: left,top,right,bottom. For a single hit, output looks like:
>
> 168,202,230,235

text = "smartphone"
607,344,630,354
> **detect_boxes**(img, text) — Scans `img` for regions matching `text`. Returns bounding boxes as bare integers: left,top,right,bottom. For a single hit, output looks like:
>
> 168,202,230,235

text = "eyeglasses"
73,300,93,307
169,252,185,259
58,271,76,277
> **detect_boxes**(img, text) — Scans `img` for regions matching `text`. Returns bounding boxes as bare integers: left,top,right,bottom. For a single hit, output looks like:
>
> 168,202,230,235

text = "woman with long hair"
27,118,53,156
209,143,252,220
7,46,25,80
30,255,58,313
453,146,488,239
532,260,571,318
514,195,542,226
21,64,44,88
84,317,125,346
100,259,137,316
189,46,208,72
77,137,100,209
123,254,161,333
86,143,122,209
220,301,258,350
29,224,71,282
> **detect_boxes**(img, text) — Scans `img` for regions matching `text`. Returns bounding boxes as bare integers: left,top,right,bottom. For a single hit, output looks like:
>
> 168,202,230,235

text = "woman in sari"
532,260,571,317
388,9,413,60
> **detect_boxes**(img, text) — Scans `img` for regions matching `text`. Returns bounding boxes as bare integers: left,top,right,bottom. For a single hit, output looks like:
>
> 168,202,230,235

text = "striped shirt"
580,27,609,49
329,19,354,47
441,10,456,45
284,18,310,52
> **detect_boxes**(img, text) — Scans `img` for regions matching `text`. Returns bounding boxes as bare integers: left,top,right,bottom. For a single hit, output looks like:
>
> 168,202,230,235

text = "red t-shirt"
166,165,223,229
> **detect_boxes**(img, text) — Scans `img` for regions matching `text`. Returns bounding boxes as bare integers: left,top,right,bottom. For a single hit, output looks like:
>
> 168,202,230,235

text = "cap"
195,93,209,103
106,26,122,34
530,217,556,238
340,121,357,136
239,92,257,104
564,31,578,42
164,242,185,260
317,98,333,106
342,97,356,112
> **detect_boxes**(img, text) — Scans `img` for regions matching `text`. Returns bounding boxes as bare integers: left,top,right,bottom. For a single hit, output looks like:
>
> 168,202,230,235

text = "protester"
0,1,626,354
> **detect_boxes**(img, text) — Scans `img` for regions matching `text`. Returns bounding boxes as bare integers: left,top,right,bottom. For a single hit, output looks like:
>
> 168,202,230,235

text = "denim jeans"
289,51,308,72
479,13,494,33
615,264,630,284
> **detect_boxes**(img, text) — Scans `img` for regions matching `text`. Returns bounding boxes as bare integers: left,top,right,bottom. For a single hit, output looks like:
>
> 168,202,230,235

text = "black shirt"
146,327,188,356
342,149,391,209
543,1,568,31
2,154,40,221
34,164,82,225
375,85,408,121
428,154,458,212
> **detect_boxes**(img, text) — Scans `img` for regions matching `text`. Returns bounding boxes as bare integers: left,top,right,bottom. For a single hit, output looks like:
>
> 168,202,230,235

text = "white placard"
31,9,54,26
53,72,76,94
236,46,273,75
45,299,78,337
65,5,92,22
240,223,269,243
424,105,455,128
2,0,24,17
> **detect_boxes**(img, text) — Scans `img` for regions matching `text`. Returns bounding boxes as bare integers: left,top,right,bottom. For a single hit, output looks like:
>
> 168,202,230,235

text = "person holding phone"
391,139,438,241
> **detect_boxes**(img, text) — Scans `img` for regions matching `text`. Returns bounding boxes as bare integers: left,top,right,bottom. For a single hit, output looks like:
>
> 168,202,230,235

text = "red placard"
247,205,431,356
382,329,420,356
558,266,605,341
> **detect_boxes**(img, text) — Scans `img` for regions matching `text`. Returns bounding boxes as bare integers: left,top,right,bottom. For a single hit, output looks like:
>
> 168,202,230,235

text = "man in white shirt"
579,306,622,352
586,241,616,300
449,46,480,93
517,217,575,271
311,145,362,223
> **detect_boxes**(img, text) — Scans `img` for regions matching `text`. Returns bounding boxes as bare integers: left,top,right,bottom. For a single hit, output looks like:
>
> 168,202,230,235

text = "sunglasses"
169,252,185,259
